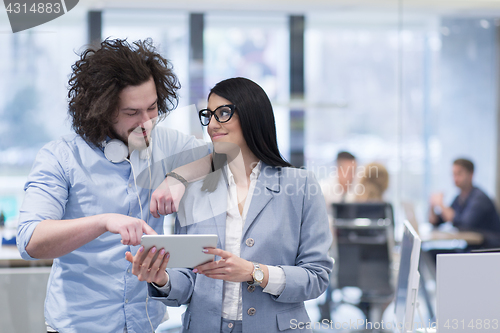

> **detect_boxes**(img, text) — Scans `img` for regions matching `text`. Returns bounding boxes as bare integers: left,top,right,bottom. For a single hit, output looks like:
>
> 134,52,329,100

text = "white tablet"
140,234,218,268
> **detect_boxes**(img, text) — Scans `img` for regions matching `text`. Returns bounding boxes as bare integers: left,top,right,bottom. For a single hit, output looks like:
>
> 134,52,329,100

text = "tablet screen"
140,234,218,268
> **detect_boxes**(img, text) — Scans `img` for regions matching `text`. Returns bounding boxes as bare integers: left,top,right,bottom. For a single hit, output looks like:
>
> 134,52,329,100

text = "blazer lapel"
206,169,229,251
242,163,281,236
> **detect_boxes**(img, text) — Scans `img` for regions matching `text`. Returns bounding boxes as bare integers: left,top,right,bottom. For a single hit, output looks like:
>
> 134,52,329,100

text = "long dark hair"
68,38,180,147
201,78,291,192
209,77,292,168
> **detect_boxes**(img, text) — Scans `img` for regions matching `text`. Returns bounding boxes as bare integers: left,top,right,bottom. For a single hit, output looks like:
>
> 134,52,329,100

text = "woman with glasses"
127,77,333,333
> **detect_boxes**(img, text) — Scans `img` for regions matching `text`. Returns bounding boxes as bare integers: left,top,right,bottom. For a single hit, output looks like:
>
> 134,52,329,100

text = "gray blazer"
150,163,333,332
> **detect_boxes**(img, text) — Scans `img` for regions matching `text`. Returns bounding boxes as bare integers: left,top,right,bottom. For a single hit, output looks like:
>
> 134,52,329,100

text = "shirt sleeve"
165,129,211,170
262,265,286,296
151,272,171,294
17,142,69,260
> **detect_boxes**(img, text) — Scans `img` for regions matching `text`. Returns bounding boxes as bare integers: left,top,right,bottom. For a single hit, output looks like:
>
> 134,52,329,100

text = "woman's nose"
208,116,221,130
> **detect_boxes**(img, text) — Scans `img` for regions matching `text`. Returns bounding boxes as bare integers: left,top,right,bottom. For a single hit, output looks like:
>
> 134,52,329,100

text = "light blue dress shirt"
17,126,208,333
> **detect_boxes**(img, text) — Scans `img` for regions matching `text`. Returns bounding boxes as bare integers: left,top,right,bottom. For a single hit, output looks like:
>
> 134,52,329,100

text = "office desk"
0,245,52,332
423,230,484,245
419,229,484,268
0,266,51,332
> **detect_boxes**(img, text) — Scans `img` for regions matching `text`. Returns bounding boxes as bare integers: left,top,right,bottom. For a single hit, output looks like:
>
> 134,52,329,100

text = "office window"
305,12,401,197
305,11,499,225
425,17,498,204
0,9,86,222
204,13,290,158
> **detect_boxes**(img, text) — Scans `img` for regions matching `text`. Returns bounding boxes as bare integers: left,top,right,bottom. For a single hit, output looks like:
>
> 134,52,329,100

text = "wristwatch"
248,262,264,286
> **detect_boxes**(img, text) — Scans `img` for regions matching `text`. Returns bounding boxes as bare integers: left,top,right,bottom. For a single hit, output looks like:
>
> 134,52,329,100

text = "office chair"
330,202,395,326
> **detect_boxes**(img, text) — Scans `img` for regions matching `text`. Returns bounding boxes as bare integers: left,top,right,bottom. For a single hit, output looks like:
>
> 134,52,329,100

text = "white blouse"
222,161,285,320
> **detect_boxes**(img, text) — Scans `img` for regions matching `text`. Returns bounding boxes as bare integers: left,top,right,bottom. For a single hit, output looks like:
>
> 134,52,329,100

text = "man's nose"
139,112,152,126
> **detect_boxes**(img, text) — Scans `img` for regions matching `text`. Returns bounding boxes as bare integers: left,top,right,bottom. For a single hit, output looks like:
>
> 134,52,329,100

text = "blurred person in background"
320,151,358,214
429,158,500,248
355,162,389,202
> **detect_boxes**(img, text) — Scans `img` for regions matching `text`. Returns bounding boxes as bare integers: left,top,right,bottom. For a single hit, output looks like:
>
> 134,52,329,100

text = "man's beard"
109,126,152,151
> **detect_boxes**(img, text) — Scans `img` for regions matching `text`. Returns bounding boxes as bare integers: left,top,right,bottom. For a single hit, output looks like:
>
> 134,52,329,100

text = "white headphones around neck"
102,139,129,163
101,138,153,228
102,136,154,326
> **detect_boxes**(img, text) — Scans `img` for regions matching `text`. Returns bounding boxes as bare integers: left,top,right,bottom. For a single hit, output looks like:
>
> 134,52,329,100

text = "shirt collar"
250,160,262,180
226,160,262,186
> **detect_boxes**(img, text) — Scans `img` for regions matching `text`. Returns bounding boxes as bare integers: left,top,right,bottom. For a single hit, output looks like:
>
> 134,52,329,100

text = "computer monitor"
437,252,500,332
394,220,422,333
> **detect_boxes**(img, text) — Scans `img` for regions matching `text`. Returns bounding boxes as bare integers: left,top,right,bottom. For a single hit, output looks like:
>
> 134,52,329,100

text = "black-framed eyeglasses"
198,104,236,126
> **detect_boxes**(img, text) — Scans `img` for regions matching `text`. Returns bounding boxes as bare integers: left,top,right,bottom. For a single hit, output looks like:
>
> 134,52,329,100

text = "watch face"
254,269,264,281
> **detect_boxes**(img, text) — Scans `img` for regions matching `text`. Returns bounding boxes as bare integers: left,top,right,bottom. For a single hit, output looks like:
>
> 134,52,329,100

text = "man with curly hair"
16,38,210,332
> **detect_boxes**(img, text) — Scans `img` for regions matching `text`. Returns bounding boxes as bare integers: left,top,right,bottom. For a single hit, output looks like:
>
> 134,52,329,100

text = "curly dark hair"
68,38,180,147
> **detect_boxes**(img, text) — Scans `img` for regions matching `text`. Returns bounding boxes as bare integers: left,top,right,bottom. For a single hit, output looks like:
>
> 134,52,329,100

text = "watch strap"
165,171,188,187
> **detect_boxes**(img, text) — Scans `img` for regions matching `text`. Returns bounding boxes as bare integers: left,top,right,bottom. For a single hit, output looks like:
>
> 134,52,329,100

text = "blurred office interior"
1,0,500,332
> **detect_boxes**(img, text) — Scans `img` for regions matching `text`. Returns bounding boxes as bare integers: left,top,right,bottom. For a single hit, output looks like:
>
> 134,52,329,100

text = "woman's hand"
125,246,170,287
150,176,186,218
194,248,267,286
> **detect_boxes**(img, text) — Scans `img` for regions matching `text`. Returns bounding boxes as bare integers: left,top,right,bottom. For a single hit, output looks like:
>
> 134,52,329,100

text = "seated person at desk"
429,158,500,248
355,162,389,202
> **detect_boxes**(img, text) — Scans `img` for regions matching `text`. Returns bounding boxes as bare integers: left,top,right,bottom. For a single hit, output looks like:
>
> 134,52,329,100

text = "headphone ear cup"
104,139,129,163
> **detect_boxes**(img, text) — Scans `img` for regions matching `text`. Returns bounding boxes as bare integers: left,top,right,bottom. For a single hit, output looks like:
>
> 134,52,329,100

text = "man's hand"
103,213,157,246
125,246,170,286
150,176,186,218
430,192,444,208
